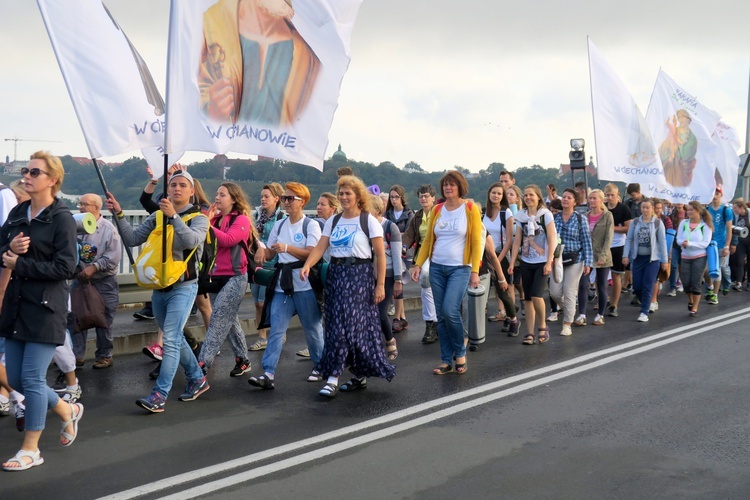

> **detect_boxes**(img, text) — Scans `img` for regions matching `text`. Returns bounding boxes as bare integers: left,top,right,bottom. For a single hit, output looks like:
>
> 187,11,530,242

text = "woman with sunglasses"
0,152,82,471
248,183,324,389
249,183,286,351
196,182,253,378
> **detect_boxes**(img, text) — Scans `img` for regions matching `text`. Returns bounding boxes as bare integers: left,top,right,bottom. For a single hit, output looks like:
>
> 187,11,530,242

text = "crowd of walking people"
1,152,748,472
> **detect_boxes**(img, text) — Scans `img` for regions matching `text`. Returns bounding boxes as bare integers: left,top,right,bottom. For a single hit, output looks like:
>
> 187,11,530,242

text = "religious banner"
588,38,659,184
645,69,722,204
37,0,170,161
166,0,362,171
712,120,741,199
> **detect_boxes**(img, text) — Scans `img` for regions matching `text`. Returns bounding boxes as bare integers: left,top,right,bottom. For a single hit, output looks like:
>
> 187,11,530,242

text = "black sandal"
433,364,454,375
385,339,398,360
319,383,338,398
340,377,367,392
522,333,535,345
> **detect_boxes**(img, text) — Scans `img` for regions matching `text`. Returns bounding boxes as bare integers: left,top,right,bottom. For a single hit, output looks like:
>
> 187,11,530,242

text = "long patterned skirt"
315,263,396,381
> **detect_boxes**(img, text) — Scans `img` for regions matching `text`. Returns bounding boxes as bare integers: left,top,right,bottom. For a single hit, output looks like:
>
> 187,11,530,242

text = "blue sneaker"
178,377,210,402
136,392,166,413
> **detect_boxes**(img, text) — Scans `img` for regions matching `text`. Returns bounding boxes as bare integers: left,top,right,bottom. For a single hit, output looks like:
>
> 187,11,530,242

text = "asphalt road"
2,289,750,499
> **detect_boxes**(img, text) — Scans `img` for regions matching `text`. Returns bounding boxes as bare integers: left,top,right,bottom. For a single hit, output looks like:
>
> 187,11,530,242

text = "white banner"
166,0,362,171
37,0,170,160
712,120,741,199
645,69,721,204
588,38,659,184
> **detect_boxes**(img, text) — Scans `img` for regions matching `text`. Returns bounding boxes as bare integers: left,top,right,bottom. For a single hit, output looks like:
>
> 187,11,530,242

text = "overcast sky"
1,0,748,173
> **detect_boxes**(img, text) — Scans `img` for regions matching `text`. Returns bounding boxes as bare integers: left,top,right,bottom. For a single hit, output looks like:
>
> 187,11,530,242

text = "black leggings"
377,276,395,342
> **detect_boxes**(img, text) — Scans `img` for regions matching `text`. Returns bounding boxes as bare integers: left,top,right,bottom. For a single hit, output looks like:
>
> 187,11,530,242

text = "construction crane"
4,137,62,163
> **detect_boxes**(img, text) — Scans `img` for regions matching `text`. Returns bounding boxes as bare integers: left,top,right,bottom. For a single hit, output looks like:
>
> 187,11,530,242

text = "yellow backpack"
132,210,205,290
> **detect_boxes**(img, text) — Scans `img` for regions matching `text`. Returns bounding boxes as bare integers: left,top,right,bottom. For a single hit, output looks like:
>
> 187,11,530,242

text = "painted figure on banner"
658,109,698,187
198,0,321,126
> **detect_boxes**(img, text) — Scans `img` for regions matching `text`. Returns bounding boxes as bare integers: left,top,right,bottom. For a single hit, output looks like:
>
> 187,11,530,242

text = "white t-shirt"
483,208,512,253
323,213,384,259
267,217,321,292
431,203,468,266
0,185,17,225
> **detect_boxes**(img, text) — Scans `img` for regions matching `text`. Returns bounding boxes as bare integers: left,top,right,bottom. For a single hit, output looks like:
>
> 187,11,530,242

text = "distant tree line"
2,155,604,211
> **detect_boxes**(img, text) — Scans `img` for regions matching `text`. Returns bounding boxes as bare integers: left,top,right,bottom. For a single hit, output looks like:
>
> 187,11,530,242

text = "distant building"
331,144,347,160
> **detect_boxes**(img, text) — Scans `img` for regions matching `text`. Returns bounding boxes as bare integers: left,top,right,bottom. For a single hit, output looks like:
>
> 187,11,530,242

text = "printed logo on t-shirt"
293,232,304,244
437,218,458,231
331,224,358,248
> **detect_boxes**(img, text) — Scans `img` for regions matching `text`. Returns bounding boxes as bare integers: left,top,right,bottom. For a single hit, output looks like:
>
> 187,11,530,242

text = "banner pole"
92,157,134,265
162,153,169,271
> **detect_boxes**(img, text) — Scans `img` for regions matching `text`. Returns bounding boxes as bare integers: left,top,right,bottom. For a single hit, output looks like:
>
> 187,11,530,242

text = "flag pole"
586,37,600,182
744,62,750,200
161,153,169,272
92,157,134,265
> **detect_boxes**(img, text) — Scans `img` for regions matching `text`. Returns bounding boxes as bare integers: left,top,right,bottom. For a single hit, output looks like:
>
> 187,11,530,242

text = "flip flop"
3,449,44,471
60,402,84,447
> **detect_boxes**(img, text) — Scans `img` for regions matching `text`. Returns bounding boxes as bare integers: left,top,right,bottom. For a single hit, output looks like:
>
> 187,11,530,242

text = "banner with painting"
166,0,362,171
37,0,180,171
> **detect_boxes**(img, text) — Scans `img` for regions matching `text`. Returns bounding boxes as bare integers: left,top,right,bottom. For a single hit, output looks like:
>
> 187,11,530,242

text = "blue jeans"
151,283,204,399
4,339,59,431
429,263,470,365
632,256,661,316
262,289,324,375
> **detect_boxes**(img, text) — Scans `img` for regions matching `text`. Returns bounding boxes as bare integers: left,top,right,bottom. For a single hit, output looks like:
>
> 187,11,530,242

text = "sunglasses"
21,167,49,178
280,195,302,203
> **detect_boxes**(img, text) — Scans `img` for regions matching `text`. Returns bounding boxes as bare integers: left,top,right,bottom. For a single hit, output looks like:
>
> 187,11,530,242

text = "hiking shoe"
93,357,113,369
547,311,559,322
721,287,730,296
248,339,267,351
178,377,210,401
422,321,438,344
247,374,275,390
501,317,511,332
607,305,619,317
392,318,403,333
630,296,641,306
592,314,605,326
573,314,586,326
55,385,83,404
637,313,649,322
133,306,155,320
706,292,719,305
0,399,9,416
296,348,311,358
11,399,25,431
143,343,163,361
507,318,520,337
230,358,251,377
136,392,166,413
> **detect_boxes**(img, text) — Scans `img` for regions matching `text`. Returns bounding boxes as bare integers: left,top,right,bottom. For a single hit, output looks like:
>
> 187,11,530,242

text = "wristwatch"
171,213,178,220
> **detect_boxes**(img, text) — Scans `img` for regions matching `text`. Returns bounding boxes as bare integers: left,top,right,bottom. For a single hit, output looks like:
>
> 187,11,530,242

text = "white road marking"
102,308,750,500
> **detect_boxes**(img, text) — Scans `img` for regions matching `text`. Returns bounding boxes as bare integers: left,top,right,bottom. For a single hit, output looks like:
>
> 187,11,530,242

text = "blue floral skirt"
315,263,396,381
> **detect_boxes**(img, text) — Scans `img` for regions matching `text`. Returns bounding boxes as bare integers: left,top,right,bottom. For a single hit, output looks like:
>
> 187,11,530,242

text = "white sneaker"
649,302,658,312
667,288,677,297
676,281,684,292
560,324,573,336
637,313,649,322
573,314,586,326
387,304,395,316
547,311,559,322
592,314,605,326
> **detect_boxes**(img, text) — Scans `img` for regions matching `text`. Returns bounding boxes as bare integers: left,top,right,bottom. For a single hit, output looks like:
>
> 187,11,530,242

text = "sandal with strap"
385,339,398,361
455,362,468,374
433,364,454,375
538,327,550,344
2,449,44,471
319,383,338,398
340,377,367,392
306,370,323,383
522,333,535,345
60,402,84,447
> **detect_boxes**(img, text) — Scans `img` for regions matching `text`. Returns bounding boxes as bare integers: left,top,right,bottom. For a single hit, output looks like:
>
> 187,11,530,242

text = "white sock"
10,391,23,403
326,376,339,386
264,372,274,380
66,385,79,391
0,395,8,404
